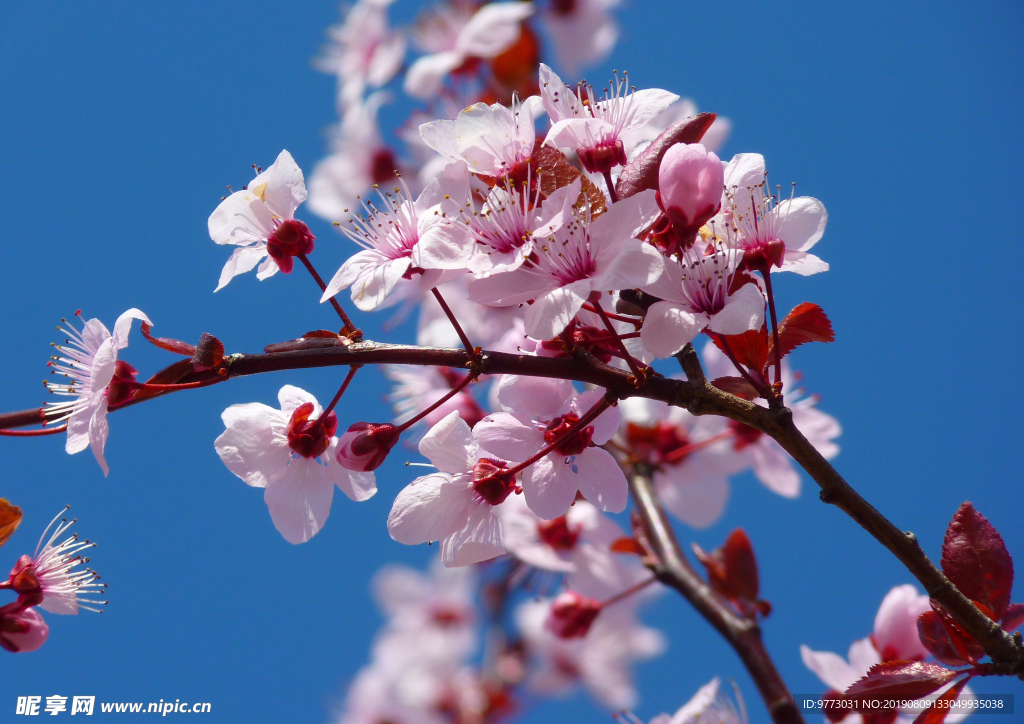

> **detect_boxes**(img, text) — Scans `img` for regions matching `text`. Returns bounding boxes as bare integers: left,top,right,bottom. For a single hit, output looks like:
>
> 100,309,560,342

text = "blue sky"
0,1,1022,722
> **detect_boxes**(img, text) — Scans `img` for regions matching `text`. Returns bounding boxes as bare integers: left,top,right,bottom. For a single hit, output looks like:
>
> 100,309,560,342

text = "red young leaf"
303,330,341,339
941,502,1014,621
140,322,196,356
707,327,770,376
610,537,646,556
911,677,970,724
845,661,959,701
143,359,194,387
693,529,768,617
916,611,968,667
615,113,717,200
768,302,835,359
710,376,762,400
529,145,607,217
1001,603,1024,632
192,332,225,372
930,602,984,665
0,499,22,549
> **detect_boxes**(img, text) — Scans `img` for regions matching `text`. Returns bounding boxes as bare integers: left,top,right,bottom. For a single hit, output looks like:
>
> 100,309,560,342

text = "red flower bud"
335,422,400,472
545,591,601,639
286,402,338,459
0,602,48,653
266,220,315,274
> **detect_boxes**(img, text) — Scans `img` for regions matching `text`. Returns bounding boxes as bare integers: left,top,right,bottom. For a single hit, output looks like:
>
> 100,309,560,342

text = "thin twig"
296,252,359,336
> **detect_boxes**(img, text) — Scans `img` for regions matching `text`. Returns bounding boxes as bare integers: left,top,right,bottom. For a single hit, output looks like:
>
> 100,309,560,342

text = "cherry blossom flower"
540,64,678,174
540,0,622,77
468,190,663,340
214,385,377,544
6,509,106,615
516,597,666,709
702,342,840,498
419,96,543,180
802,585,975,724
0,604,48,653
315,0,405,109
640,242,765,359
208,150,314,291
45,308,151,476
387,411,511,567
308,93,409,224
717,153,829,275
320,164,471,312
617,395,746,529
652,143,726,253
474,376,625,519
405,0,536,99
645,678,747,724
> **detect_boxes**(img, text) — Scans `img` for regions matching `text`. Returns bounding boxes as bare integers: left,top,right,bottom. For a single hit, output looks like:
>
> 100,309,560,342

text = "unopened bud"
0,603,48,653
545,591,601,639
657,143,723,252
335,422,400,471
286,402,338,459
266,219,315,274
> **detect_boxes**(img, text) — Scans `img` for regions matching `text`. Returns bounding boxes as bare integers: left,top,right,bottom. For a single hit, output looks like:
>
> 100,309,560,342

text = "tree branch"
628,468,804,724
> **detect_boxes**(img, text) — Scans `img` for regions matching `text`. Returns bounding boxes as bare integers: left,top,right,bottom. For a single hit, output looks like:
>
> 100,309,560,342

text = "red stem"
601,576,658,608
602,169,619,204
296,252,358,335
0,423,68,437
761,270,783,394
431,287,475,355
395,371,479,432
581,303,641,326
591,299,645,381
318,366,359,423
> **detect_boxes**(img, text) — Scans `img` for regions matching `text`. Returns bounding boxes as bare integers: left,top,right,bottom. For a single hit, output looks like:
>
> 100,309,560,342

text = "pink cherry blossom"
540,64,678,174
208,150,312,291
617,395,746,529
516,597,666,709
419,96,542,180
405,0,535,99
0,604,48,653
214,385,377,544
873,584,932,662
646,678,747,724
640,242,765,359
468,190,664,340
44,308,151,476
320,164,471,311
315,0,405,109
474,376,625,519
540,0,622,77
657,143,725,248
387,411,511,567
308,93,410,225
717,153,829,275
7,509,106,615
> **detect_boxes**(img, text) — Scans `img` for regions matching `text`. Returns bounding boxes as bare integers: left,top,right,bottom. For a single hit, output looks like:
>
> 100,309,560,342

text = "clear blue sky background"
1,1,1022,722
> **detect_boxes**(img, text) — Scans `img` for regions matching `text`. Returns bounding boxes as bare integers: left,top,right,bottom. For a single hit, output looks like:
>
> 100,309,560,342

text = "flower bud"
0,603,49,653
286,402,338,459
656,143,723,252
266,219,315,274
545,591,601,639
335,422,400,472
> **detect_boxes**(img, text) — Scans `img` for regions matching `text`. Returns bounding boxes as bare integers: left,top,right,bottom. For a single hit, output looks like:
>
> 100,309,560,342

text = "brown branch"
3,334,1022,675
628,468,804,724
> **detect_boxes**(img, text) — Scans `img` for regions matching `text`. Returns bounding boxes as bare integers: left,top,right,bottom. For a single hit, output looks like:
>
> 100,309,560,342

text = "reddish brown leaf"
610,537,646,556
143,359,194,387
192,332,225,372
1001,603,1024,632
693,529,766,616
710,376,761,400
916,611,968,667
929,602,984,665
941,502,1014,621
911,677,970,724
708,327,770,375
615,113,718,200
768,302,835,359
140,322,196,356
303,330,341,339
0,499,22,548
846,661,959,701
529,145,607,217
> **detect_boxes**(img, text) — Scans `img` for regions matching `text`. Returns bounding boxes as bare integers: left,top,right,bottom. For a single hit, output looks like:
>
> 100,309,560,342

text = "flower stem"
603,169,619,204
591,299,646,383
0,423,68,437
318,365,360,423
395,370,479,432
601,576,658,608
296,252,359,337
431,287,475,355
761,270,783,396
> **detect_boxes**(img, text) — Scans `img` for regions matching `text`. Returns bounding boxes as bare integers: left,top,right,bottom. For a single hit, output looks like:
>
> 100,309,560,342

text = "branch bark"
2,335,1022,676
629,468,805,724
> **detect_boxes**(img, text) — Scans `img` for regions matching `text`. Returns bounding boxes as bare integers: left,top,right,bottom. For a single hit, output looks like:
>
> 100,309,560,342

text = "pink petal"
263,460,335,544
573,447,627,513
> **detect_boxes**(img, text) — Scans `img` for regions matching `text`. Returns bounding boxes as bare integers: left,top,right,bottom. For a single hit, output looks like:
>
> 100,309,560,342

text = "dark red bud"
106,360,140,407
266,220,315,273
286,402,337,459
545,591,601,639
543,413,594,456
536,516,580,551
336,422,400,472
472,458,516,505
0,602,48,653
